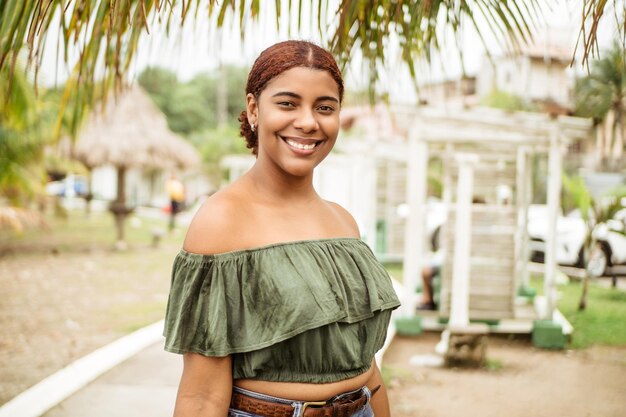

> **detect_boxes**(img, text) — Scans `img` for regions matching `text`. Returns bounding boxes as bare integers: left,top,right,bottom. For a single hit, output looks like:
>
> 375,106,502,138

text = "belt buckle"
301,400,327,413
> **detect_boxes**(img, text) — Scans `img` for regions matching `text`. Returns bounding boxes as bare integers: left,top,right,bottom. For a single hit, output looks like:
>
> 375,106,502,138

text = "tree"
574,42,626,169
0,65,45,206
139,65,248,135
480,89,536,112
136,68,179,110
3,1,622,136
1,0,603,125
562,174,626,310
190,125,249,185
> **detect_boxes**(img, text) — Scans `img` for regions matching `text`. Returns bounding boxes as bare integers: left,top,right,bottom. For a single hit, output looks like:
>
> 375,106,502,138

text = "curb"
0,320,164,417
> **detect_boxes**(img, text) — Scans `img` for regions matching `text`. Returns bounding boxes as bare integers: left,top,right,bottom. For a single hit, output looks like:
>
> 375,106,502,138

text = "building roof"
68,86,200,170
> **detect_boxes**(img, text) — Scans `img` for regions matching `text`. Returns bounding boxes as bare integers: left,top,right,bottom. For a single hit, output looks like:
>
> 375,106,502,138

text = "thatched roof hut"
64,85,200,246
71,85,200,170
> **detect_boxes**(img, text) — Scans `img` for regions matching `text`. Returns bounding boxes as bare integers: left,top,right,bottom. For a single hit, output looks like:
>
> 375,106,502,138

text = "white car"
527,204,626,276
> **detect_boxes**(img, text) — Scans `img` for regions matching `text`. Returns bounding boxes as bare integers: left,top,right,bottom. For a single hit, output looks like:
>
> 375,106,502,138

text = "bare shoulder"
325,200,360,238
183,187,246,255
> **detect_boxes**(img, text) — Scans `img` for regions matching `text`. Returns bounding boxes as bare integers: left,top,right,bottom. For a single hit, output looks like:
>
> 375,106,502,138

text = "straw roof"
70,85,200,170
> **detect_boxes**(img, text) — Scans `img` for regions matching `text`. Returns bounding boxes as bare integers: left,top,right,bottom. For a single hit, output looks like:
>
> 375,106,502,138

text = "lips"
280,136,323,154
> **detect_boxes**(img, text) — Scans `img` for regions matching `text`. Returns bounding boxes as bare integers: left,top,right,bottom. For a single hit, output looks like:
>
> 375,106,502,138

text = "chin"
279,159,324,178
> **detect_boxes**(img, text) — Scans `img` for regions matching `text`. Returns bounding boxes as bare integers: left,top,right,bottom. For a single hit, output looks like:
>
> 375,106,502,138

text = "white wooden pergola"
398,107,592,327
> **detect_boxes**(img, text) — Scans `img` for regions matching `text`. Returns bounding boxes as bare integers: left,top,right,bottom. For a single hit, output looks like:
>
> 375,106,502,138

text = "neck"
243,160,318,204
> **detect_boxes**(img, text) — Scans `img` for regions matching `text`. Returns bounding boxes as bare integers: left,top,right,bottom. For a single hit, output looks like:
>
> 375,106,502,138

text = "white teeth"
286,138,317,150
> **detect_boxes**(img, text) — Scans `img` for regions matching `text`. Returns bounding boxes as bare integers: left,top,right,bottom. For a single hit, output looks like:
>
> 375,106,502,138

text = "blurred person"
163,41,400,417
166,173,185,231
417,249,444,311
417,196,485,310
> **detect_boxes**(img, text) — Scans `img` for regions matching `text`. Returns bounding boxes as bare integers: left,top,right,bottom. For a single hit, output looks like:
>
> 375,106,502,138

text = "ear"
246,93,258,126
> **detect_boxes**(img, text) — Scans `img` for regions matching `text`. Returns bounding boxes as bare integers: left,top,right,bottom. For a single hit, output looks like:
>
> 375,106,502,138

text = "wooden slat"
439,296,513,311
443,262,514,276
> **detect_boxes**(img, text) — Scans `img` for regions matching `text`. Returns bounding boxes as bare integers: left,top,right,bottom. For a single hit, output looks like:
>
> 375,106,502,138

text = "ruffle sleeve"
163,238,401,357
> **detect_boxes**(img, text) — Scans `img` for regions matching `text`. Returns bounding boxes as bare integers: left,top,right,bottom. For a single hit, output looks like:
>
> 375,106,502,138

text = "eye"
317,105,335,113
277,101,296,108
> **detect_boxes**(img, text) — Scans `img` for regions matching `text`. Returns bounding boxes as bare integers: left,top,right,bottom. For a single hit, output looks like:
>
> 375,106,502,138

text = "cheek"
259,108,291,131
321,116,340,140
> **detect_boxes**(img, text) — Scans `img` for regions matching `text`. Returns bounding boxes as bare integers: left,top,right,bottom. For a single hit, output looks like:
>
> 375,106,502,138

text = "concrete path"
43,341,181,417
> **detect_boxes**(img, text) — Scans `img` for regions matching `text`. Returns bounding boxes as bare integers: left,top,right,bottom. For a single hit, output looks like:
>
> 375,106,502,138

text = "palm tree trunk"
604,111,615,163
84,167,93,216
109,166,132,247
578,272,589,310
595,123,604,167
612,106,624,164
115,166,126,243
578,234,593,311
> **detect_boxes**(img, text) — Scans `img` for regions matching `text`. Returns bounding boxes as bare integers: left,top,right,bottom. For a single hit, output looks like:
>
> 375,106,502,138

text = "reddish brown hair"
238,40,344,155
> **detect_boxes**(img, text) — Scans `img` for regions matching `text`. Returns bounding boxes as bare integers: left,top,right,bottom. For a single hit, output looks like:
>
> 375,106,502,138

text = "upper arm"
327,201,360,237
174,353,232,417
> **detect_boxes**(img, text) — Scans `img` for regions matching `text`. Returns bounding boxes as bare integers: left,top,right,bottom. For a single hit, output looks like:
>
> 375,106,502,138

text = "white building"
475,40,575,108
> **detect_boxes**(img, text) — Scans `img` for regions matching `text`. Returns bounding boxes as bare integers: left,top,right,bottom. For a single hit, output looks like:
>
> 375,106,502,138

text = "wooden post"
444,153,489,368
402,129,428,315
441,144,453,266
515,147,531,290
449,153,479,328
522,150,533,288
544,124,561,320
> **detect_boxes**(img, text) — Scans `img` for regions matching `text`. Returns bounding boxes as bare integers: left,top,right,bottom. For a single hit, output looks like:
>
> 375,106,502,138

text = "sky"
38,1,620,104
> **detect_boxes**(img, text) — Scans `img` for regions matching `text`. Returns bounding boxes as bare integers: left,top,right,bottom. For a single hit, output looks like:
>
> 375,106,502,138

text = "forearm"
173,353,233,417
366,361,391,417
173,393,230,417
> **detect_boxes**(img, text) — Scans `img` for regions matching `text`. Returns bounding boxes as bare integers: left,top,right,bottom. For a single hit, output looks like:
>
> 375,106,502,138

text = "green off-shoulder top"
163,237,401,383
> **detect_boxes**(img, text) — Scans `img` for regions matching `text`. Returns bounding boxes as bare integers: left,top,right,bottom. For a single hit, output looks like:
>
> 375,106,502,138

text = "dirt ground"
0,241,177,405
385,333,626,417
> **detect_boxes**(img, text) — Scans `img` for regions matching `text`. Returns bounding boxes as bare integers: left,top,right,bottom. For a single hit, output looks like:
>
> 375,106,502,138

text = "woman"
163,40,401,417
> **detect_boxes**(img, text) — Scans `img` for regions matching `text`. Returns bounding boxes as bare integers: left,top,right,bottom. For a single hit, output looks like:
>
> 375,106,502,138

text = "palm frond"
575,0,625,68
1,0,618,118
562,173,593,223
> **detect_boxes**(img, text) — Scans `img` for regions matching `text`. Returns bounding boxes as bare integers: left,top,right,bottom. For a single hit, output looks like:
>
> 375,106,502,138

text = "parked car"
527,204,626,276
586,208,626,277
45,175,88,198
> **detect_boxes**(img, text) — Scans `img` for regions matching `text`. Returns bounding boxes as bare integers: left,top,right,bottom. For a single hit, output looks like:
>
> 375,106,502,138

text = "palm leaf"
0,0,619,127
562,173,593,224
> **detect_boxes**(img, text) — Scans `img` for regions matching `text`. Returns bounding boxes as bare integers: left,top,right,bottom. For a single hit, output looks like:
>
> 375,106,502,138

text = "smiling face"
246,66,341,178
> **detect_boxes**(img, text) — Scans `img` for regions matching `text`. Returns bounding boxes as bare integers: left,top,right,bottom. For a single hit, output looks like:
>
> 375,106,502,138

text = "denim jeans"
228,385,375,417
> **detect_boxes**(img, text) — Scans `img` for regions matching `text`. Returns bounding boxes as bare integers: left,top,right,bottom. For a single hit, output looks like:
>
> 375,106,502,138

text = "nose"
293,108,319,132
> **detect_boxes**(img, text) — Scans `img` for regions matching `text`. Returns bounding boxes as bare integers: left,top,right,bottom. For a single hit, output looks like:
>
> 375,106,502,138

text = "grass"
485,358,504,372
382,261,403,280
530,275,626,349
380,365,414,386
0,206,181,254
0,210,174,248
553,280,626,348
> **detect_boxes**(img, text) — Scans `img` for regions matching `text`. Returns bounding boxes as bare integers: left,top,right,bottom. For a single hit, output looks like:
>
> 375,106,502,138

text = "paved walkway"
43,340,181,417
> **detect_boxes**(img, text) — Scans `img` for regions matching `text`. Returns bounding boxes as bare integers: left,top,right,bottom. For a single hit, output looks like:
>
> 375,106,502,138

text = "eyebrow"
271,91,339,103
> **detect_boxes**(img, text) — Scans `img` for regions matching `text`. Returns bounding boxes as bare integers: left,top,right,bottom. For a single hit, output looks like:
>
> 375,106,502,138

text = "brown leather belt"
230,385,380,417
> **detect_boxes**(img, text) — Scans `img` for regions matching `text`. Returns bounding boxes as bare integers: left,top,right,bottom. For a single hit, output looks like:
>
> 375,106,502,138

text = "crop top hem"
232,364,373,384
